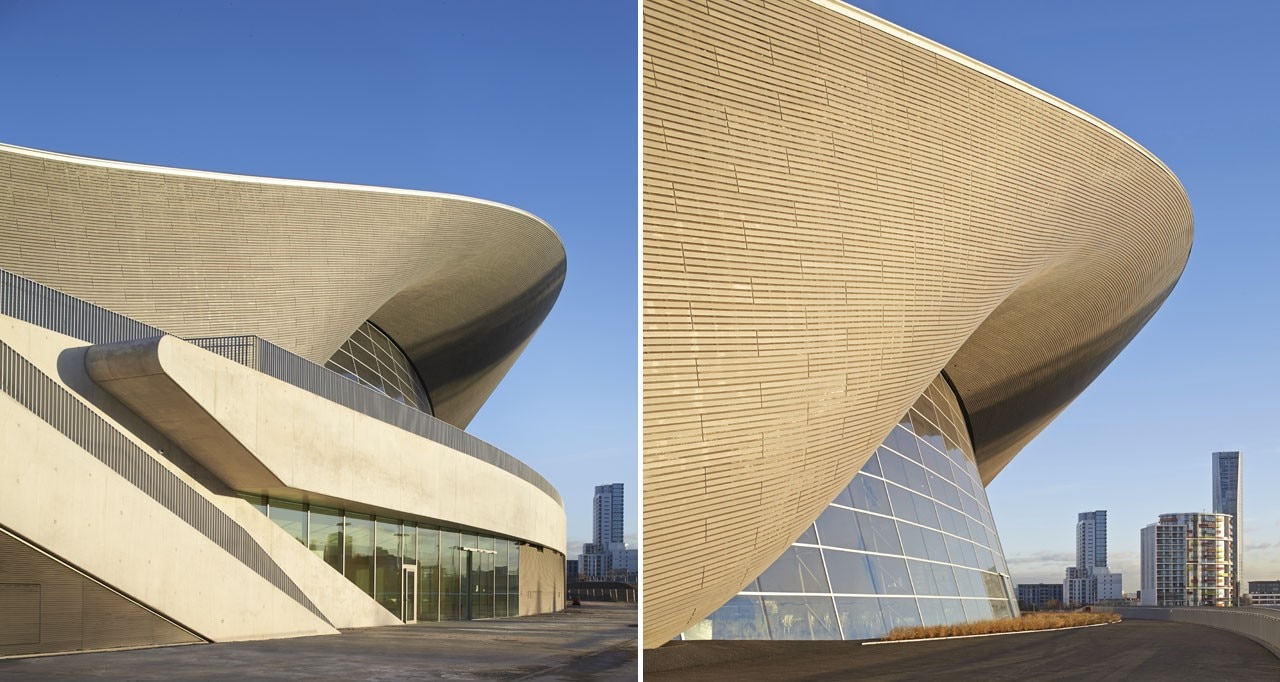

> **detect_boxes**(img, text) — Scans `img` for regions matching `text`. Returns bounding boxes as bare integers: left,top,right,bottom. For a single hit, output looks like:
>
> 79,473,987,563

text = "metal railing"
1,269,165,345
567,588,637,604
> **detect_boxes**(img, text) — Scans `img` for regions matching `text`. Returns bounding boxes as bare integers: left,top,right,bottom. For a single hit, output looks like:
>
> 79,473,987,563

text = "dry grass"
883,611,1121,641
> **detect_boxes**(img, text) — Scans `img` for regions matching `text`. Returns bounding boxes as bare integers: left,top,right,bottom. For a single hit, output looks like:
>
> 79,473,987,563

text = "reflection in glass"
324,320,432,413
689,373,1018,641
836,597,885,640
247,498,537,623
269,499,307,546
418,527,440,622
509,543,521,616
757,546,830,594
309,506,344,573
495,539,509,618
763,596,839,640
690,595,768,639
440,530,462,621
374,518,402,616
345,513,375,597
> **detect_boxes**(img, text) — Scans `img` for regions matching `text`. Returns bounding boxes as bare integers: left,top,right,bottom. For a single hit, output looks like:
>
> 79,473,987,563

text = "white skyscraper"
1076,510,1108,572
1212,451,1243,605
579,483,636,582
1065,510,1121,605
592,483,625,546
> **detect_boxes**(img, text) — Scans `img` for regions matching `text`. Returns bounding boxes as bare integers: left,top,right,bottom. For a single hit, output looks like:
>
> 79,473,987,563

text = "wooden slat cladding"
0,528,201,657
518,544,567,616
643,0,1192,645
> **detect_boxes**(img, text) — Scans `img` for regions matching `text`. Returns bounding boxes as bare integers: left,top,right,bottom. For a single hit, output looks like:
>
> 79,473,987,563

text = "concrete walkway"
0,603,636,681
646,619,1280,681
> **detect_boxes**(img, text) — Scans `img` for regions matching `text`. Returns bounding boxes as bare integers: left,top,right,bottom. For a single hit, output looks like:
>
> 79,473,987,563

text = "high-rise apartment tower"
1064,510,1120,605
1141,513,1234,607
593,483,625,546
1212,451,1243,605
1076,510,1108,571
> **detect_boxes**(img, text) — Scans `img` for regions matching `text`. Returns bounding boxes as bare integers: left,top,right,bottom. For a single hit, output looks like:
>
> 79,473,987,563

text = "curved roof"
643,0,1192,645
0,141,566,428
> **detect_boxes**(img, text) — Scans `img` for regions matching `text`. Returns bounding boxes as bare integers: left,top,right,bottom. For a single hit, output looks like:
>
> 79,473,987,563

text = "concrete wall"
1,315,400,643
85,335,566,554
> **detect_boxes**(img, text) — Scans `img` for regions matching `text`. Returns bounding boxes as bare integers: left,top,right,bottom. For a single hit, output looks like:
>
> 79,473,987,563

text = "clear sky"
0,1,638,554
856,0,1280,590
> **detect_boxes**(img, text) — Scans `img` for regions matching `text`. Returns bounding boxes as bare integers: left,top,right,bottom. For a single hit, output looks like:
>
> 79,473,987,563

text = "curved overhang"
83,335,566,553
0,141,566,428
643,0,1192,645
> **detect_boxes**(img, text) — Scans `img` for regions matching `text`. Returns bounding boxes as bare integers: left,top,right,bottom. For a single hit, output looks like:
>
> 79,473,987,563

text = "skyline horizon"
1006,451,1250,591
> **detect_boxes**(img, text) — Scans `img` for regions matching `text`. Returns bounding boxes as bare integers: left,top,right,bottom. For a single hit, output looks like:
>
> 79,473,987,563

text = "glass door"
463,551,475,620
402,565,418,623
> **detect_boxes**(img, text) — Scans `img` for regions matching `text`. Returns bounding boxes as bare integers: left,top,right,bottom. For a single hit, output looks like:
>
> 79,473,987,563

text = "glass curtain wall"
324,320,432,413
687,373,1018,640
240,495,531,623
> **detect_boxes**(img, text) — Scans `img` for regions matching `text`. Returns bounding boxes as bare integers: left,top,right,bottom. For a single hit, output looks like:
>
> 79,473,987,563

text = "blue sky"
856,0,1280,589
0,1,637,554
5,0,1275,597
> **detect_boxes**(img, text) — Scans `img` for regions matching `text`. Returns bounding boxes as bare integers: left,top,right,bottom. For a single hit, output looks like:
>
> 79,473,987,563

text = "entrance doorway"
461,547,497,620
402,565,417,623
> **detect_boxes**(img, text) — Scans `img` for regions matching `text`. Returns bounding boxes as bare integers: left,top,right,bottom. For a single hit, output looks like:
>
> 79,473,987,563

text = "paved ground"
645,620,1280,681
0,602,636,681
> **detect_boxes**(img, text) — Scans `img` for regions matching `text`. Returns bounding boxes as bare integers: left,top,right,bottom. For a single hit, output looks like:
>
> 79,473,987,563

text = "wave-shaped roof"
0,142,566,428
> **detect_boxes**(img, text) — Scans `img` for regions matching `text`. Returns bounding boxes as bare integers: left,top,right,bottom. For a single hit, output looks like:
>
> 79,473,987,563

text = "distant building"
1017,583,1064,610
578,483,637,583
1096,568,1123,602
566,559,580,582
1247,580,1280,607
1141,513,1234,607
593,483,625,547
1212,451,1243,606
1064,567,1094,606
1077,510,1108,572
1063,510,1121,605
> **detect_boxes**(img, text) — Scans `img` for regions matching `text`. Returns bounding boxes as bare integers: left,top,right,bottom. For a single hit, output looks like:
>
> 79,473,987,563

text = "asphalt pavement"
645,619,1280,681
0,602,636,681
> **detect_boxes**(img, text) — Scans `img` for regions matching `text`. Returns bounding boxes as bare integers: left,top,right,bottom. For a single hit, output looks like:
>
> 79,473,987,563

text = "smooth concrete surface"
1101,606,1280,658
0,141,566,429
85,335,566,554
0,316,342,641
642,0,1193,643
0,603,638,681
645,620,1280,681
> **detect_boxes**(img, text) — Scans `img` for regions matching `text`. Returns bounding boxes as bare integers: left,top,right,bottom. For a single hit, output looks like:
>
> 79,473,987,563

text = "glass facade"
686,373,1018,641
242,495,524,622
325,320,432,413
